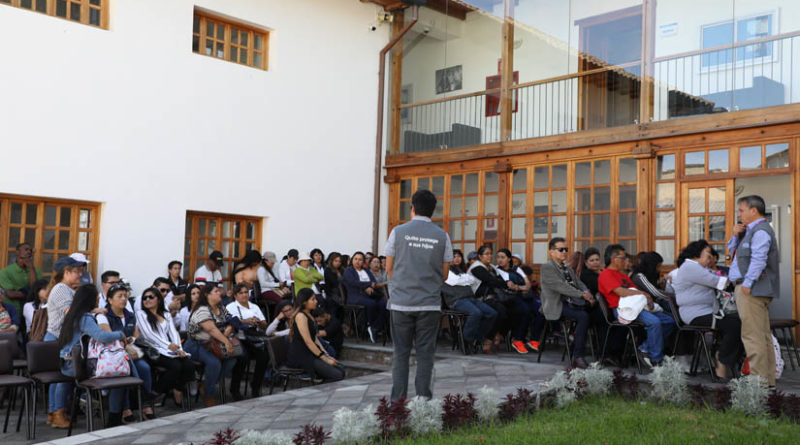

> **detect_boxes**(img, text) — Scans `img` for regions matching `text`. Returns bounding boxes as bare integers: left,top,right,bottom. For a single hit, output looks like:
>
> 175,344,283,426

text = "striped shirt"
46,283,76,338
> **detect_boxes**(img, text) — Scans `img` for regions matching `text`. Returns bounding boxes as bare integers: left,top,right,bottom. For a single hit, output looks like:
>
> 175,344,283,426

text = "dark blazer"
540,260,587,320
342,266,376,301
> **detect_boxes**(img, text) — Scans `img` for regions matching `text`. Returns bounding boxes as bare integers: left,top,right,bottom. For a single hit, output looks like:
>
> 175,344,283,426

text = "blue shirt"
59,313,125,359
727,218,771,288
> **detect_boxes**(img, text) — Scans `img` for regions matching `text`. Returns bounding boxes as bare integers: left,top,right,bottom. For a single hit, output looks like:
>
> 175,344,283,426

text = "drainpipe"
372,5,419,254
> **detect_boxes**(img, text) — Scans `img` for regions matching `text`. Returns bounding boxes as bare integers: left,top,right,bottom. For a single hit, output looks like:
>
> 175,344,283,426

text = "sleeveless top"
287,311,319,376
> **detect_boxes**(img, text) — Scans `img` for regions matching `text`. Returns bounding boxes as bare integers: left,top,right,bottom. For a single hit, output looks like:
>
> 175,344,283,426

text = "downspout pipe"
372,5,419,254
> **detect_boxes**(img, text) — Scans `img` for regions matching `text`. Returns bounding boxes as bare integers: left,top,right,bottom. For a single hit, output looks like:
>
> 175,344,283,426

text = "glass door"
680,180,734,264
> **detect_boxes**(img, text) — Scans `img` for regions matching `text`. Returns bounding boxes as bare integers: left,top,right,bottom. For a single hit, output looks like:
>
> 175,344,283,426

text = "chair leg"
537,322,549,363
31,384,37,440
137,388,143,423
628,328,642,374
562,321,573,364
699,331,716,382
786,327,800,371
672,330,682,358
16,385,24,432
67,387,78,436
86,389,94,432
3,386,13,433
97,391,104,430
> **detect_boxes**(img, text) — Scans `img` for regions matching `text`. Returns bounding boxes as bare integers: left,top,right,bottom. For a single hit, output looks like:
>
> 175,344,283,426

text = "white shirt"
175,307,191,333
357,269,370,282
258,265,281,290
266,316,289,337
135,311,186,357
23,301,45,333
194,264,222,285
225,300,266,339
277,260,295,284
99,292,134,314
313,264,325,294
445,270,477,287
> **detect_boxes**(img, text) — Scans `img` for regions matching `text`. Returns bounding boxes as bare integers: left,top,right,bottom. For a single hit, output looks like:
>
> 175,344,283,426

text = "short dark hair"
101,270,120,283
168,260,182,269
477,245,493,257
287,249,299,259
152,277,171,287
548,237,567,250
738,195,766,216
584,247,601,260
411,189,437,218
604,244,626,267
15,242,31,250
677,239,711,267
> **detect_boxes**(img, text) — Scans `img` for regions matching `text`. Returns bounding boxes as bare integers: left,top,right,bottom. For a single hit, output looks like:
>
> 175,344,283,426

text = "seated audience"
672,240,742,380
278,249,298,285
0,242,43,316
233,250,262,287
69,253,93,285
293,252,324,296
314,308,343,357
495,248,541,354
288,289,345,382
167,260,188,295
183,284,238,407
23,278,49,334
598,244,676,367
46,256,87,341
226,283,268,398
98,270,133,312
0,295,16,332
310,248,326,295
175,284,201,333
258,251,290,303
136,277,172,312
579,247,602,296
323,252,345,315
540,238,593,369
630,251,674,312
266,300,293,337
343,251,388,343
468,245,516,352
368,256,389,299
443,249,497,354
194,251,224,286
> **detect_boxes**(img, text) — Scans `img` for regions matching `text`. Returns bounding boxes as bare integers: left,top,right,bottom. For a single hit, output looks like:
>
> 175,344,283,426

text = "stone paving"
6,342,800,445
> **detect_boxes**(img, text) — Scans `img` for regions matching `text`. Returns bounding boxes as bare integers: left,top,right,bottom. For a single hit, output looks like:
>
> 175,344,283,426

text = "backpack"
87,337,131,378
28,307,48,342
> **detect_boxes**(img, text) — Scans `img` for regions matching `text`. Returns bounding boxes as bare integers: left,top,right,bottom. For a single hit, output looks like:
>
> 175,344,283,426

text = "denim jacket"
59,313,124,359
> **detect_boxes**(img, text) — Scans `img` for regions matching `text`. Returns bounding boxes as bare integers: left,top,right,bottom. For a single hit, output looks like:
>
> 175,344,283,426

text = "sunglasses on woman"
142,294,158,301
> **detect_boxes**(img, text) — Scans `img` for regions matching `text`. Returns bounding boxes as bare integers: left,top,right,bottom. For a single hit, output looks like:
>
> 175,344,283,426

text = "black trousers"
151,355,196,394
231,341,269,394
313,358,345,382
690,313,745,368
484,299,510,338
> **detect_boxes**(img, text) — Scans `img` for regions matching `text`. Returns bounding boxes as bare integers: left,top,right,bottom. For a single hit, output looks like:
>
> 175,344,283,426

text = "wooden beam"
499,3,514,142
639,0,655,124
389,11,404,155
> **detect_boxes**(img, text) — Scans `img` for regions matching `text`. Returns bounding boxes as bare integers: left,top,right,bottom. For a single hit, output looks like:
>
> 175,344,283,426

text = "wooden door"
680,180,734,264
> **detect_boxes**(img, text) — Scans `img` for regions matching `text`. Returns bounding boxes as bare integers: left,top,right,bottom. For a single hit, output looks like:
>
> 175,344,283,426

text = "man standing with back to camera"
385,189,452,401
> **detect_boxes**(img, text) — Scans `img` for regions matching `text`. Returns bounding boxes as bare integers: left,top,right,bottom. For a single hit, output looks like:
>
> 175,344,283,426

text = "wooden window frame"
183,211,262,289
0,194,101,280
653,153,678,265
193,8,269,71
446,173,480,255
1,0,108,29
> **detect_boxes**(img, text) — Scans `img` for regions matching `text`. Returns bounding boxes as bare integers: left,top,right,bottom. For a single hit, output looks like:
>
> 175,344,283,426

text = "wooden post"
390,11,404,155
500,1,515,142
494,162,512,250
639,0,656,124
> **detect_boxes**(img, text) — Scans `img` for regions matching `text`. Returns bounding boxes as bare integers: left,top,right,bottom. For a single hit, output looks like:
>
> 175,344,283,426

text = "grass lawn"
397,396,799,445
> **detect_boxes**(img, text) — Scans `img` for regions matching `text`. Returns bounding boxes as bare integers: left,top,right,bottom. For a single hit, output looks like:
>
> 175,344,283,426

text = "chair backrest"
26,340,62,374
70,335,90,381
266,335,288,370
0,331,22,359
0,340,11,375
665,296,686,329
595,292,615,324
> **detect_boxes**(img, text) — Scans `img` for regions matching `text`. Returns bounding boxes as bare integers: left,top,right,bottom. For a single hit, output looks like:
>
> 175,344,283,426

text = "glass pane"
511,194,526,215
205,39,213,56
619,213,636,237
450,176,462,195
10,203,22,224
240,48,247,64
465,173,479,194
533,216,548,236
56,0,66,17
458,196,475,218
221,221,230,238
656,183,675,209
511,217,526,239
688,216,706,241
551,216,566,238
655,212,675,237
576,187,592,211
222,240,231,257
593,214,610,238
247,222,255,239
552,164,567,188
232,221,240,238
45,205,57,226
432,177,444,196
708,216,726,241
60,207,71,227
197,218,207,236
463,220,477,240
79,209,90,228
593,160,610,184
688,189,705,214
26,203,37,225
512,169,527,191
533,192,548,214
400,179,412,198
42,253,55,274
685,151,705,175
534,166,549,189
21,0,32,9
9,227,20,247
449,221,462,241
36,0,45,12
255,35,263,50
657,155,676,180
184,238,191,258
511,243,526,263
230,48,238,62
231,29,239,45
399,202,411,220
208,220,217,237
620,240,636,255
207,21,214,37
198,239,206,257
656,240,675,265
70,2,80,21
89,8,100,26
708,187,726,213
44,229,55,249
766,143,789,169
193,15,200,33
593,187,610,211
78,232,88,251
217,24,224,39
532,242,547,264
58,230,70,250
208,240,216,252
619,158,637,183
449,197,462,217
241,32,248,46
485,172,498,193
232,241,240,258
418,178,430,193
216,42,224,58
575,215,591,238
739,145,762,170
433,200,443,219
575,162,591,186
254,53,262,67
551,190,566,212
484,195,498,216
619,185,636,210
708,149,729,173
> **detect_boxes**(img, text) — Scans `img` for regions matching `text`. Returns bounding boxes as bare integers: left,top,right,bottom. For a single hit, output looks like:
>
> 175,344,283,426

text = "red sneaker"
511,340,529,354
526,340,541,352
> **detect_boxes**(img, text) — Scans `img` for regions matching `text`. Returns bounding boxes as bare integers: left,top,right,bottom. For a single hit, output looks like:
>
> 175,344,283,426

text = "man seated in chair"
598,244,676,367
540,237,593,369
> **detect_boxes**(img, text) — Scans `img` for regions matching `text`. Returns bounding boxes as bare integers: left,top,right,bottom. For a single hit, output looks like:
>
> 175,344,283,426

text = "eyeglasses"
105,280,120,285
237,290,249,295
158,287,170,294
142,294,158,301
553,247,569,253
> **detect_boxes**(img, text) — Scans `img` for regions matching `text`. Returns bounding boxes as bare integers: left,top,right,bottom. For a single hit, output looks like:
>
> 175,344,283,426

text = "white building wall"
0,0,390,292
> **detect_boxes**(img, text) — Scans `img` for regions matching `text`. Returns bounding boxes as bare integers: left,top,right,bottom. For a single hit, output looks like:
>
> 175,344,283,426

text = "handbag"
203,337,244,360
492,287,519,303
441,284,474,308
711,290,737,329
87,338,132,378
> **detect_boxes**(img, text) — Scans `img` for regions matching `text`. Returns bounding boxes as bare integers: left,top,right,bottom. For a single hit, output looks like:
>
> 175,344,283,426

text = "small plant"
441,393,477,430
498,388,535,423
475,386,499,422
729,375,769,417
688,384,707,408
711,385,732,411
546,370,579,408
650,356,689,406
293,423,330,445
237,430,293,445
331,405,379,444
407,396,443,436
576,362,613,396
375,397,411,440
611,369,640,400
204,428,241,445
781,392,800,422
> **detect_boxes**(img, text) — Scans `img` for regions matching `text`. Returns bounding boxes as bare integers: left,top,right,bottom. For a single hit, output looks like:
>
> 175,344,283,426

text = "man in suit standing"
540,237,594,369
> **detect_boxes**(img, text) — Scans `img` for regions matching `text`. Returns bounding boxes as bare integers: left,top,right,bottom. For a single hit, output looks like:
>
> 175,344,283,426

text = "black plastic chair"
536,318,573,364
0,340,32,440
595,293,644,373
26,341,73,439
440,294,469,354
0,331,27,374
770,319,800,371
265,336,306,394
665,296,717,381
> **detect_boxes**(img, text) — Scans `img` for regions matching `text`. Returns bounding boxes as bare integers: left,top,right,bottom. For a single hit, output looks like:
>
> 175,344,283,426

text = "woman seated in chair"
96,285,155,420
288,288,344,382
183,284,238,407
226,283,269,399
342,251,388,343
468,245,517,353
630,251,675,313
673,239,743,380
443,249,497,354
136,287,195,408
494,248,543,355
56,284,127,428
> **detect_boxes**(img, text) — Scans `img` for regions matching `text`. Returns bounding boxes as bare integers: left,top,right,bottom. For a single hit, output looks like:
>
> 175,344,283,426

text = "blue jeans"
452,298,497,342
561,305,590,357
184,339,236,396
347,295,388,333
519,298,546,342
44,332,71,412
124,358,152,409
614,308,676,362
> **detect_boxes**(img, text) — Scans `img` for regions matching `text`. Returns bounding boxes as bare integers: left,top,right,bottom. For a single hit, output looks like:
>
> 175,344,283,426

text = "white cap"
297,251,312,262
70,252,90,264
